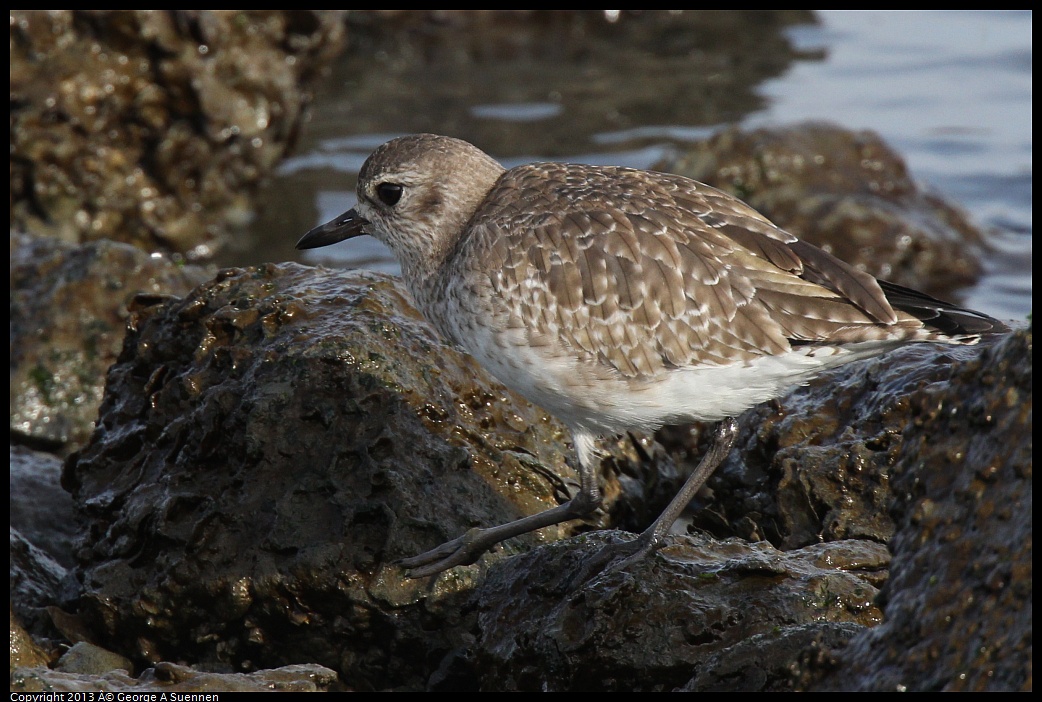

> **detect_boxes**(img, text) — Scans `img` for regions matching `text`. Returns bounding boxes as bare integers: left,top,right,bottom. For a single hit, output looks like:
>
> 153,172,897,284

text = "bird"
296,133,1007,580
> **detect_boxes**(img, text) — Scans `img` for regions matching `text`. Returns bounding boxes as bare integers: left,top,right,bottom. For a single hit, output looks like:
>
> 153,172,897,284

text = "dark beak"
296,208,370,250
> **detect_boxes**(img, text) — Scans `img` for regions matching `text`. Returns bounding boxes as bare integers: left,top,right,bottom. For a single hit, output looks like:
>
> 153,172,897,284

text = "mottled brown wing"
474,162,903,379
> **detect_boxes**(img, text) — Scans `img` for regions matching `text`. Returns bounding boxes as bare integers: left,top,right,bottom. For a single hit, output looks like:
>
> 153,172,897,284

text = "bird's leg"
572,417,738,585
399,431,604,578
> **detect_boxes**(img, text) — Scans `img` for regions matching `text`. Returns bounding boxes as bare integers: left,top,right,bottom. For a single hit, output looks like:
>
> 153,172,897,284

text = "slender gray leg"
572,417,738,584
399,430,604,578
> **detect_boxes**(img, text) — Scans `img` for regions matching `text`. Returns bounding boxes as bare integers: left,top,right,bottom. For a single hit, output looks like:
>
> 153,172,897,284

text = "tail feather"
878,280,1008,338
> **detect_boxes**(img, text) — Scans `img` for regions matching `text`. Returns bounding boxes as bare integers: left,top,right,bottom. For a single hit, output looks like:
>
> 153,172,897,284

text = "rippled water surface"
235,10,1030,321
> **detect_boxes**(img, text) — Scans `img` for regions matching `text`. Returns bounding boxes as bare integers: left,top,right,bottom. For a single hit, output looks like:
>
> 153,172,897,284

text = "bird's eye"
376,183,403,206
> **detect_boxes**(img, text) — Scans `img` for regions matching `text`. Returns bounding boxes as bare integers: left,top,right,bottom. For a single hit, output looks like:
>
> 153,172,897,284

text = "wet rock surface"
10,527,69,653
10,10,347,256
473,535,888,691
11,660,340,693
10,445,79,570
53,261,1029,690
62,264,585,690
678,341,1012,552
809,328,1032,692
468,327,1031,692
10,233,209,455
9,606,53,671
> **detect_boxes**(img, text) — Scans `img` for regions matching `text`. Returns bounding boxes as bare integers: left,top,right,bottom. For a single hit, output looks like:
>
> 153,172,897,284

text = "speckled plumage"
297,133,1006,579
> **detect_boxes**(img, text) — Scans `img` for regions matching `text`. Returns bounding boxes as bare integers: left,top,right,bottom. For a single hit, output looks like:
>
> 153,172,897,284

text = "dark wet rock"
60,260,1028,690
472,534,886,691
808,327,1032,692
679,621,864,692
468,328,1028,692
678,339,1016,553
10,445,79,569
9,445,82,656
55,642,134,676
63,264,590,690
657,123,988,300
10,527,69,642
10,10,347,257
11,661,340,693
10,605,54,672
10,232,209,455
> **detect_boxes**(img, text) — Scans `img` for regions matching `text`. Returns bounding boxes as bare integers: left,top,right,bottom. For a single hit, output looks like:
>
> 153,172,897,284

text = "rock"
10,445,79,569
473,534,887,691
808,328,1032,692
64,264,586,689
10,233,209,454
10,661,340,693
61,260,1028,690
10,10,348,256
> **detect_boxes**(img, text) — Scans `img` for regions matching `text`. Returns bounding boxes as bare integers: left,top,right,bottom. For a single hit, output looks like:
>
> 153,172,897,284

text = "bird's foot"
569,530,664,589
398,496,602,578
396,527,497,578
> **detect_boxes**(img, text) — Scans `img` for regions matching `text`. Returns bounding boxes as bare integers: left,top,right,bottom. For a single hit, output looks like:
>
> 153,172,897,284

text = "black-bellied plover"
297,133,1007,579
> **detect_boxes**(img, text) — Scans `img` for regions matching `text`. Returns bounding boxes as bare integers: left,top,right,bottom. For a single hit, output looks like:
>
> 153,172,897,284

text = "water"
754,10,1032,318
237,10,1031,322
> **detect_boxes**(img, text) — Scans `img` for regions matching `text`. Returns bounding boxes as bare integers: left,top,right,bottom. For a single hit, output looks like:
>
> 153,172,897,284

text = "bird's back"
454,162,1000,378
